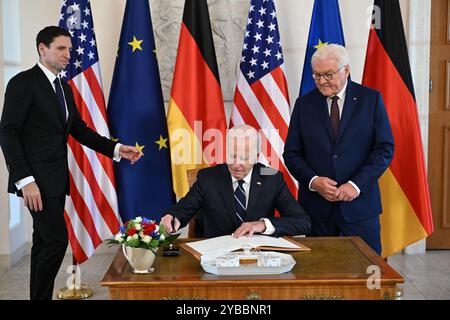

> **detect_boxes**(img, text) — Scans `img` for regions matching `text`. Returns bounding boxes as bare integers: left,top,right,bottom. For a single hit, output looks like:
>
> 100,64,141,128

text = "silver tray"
200,251,296,275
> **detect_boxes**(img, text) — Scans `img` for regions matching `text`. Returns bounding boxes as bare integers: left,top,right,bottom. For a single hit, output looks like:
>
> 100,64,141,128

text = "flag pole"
57,254,93,300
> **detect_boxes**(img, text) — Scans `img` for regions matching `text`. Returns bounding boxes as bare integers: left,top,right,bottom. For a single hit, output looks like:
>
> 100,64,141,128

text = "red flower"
142,223,156,235
127,227,137,236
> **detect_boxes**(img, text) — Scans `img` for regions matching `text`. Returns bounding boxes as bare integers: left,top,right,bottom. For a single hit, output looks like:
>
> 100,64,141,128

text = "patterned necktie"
234,180,247,223
330,95,340,140
54,77,67,122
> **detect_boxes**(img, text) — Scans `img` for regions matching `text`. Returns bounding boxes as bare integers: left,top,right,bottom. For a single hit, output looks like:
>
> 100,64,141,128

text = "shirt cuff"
309,176,319,191
15,176,35,190
113,143,122,162
348,180,361,196
260,218,275,235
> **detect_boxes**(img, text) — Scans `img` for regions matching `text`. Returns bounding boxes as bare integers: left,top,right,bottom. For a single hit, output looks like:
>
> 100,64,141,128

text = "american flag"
231,0,298,197
59,0,120,263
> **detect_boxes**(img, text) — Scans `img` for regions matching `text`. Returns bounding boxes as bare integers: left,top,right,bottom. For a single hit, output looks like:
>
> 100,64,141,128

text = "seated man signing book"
161,125,311,238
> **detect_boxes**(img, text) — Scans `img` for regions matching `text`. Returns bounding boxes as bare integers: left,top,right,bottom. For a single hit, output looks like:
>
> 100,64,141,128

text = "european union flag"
299,0,346,97
107,0,174,222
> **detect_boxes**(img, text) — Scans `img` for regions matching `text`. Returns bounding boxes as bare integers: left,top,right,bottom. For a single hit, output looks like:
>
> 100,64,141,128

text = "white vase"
122,246,157,273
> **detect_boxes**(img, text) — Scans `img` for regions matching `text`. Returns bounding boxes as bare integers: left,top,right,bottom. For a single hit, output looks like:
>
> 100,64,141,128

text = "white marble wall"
0,1,10,257
151,0,250,101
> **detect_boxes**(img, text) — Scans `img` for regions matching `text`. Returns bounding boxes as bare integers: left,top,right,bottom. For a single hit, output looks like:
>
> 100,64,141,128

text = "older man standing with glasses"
283,44,394,255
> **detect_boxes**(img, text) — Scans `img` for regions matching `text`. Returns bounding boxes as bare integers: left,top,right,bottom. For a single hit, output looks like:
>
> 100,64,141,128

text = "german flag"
167,0,227,198
362,0,434,257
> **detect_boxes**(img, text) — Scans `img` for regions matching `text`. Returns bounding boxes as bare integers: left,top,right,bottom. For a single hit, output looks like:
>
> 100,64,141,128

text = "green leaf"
126,237,140,247
150,239,159,247
165,233,181,243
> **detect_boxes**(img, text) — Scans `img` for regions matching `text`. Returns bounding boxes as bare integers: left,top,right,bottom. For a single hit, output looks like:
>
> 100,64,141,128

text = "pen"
171,218,177,234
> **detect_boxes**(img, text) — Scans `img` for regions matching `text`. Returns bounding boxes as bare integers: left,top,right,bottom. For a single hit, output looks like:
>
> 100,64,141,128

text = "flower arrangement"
107,216,180,254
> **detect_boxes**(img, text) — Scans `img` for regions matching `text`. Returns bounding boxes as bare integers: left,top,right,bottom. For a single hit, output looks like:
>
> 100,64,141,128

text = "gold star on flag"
155,135,168,151
135,142,145,155
128,36,143,52
314,39,329,50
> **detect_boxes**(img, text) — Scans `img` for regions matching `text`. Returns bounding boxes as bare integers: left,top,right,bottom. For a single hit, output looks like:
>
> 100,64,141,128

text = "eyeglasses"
312,67,344,81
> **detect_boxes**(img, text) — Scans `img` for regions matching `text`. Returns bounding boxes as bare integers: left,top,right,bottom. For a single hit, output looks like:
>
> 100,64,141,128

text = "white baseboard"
404,239,427,254
0,241,32,267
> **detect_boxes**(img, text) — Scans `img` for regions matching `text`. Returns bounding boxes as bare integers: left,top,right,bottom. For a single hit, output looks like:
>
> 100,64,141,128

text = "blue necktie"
54,77,67,121
234,180,247,223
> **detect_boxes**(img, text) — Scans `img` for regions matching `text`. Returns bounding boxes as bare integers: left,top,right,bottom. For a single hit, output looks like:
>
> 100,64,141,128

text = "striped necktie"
234,179,246,223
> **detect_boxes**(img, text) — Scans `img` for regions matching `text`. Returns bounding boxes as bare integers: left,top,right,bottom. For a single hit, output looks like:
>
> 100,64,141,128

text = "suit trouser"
29,195,68,300
310,205,382,255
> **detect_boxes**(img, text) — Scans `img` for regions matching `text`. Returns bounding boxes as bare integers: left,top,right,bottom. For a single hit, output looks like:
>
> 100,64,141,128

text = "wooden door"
428,0,450,248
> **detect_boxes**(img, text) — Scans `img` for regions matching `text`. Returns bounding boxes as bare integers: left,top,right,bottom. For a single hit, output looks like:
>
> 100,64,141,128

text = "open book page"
184,235,307,257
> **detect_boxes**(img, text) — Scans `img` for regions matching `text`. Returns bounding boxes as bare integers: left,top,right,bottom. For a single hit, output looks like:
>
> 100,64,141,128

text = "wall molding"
443,126,450,229
446,60,450,110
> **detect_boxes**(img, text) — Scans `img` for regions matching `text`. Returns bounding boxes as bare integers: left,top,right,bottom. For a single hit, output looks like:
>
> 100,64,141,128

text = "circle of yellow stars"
110,135,168,155
112,34,168,157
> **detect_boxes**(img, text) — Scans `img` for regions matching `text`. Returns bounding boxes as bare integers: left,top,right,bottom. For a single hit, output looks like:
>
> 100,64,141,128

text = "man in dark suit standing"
0,26,143,300
283,44,394,255
161,125,311,238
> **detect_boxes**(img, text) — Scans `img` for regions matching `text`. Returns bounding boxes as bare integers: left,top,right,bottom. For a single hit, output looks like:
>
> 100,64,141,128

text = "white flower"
133,234,139,239
115,233,123,241
135,224,142,231
139,231,144,238
143,236,151,244
135,217,142,223
159,234,166,241
126,236,133,242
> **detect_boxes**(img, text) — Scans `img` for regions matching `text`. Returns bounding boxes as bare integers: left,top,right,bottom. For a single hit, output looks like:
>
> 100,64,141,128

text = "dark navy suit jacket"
0,65,117,197
283,81,394,223
169,163,311,238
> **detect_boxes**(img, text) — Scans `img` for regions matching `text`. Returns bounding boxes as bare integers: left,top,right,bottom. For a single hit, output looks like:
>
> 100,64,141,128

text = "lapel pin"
257,181,262,185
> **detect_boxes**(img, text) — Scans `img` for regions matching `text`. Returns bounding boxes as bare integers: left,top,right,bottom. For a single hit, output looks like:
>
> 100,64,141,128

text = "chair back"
186,168,203,238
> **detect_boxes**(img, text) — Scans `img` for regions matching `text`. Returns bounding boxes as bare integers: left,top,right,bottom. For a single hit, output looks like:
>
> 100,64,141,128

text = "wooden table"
101,237,404,300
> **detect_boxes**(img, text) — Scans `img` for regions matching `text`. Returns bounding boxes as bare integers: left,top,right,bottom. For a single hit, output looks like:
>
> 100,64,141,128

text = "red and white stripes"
231,65,298,198
64,62,120,264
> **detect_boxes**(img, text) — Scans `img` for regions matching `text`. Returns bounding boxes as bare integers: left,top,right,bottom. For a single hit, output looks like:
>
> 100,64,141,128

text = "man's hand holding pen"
160,214,181,234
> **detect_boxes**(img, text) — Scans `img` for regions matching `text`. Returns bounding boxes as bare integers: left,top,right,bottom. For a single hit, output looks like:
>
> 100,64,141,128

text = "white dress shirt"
231,168,275,235
308,81,361,196
15,62,122,190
